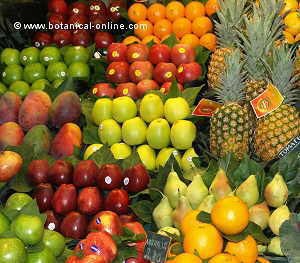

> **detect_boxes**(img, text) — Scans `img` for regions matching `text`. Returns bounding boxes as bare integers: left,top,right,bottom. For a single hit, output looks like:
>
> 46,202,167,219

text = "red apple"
26,159,49,185
73,160,98,187
171,44,196,65
68,14,88,27
0,151,22,182
136,79,159,98
126,254,150,263
68,1,88,16
72,29,91,47
34,183,54,212
48,0,68,14
52,184,77,215
89,15,108,33
123,222,147,253
61,211,88,239
53,29,72,47
97,164,123,190
104,189,129,215
78,187,103,215
129,61,153,83
81,255,107,263
149,44,171,64
153,62,177,84
108,1,125,21
120,214,137,224
123,164,150,193
66,256,80,263
115,82,138,99
160,81,184,94
48,13,66,26
44,210,61,232
94,32,115,49
48,160,73,185
88,211,122,235
106,62,129,83
126,44,149,63
91,83,115,97
89,0,108,17
107,43,127,62
176,62,202,83
32,32,52,48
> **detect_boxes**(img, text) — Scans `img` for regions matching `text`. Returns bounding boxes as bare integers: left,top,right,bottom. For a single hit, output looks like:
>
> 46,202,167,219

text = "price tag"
144,232,171,263
277,134,300,159
192,99,222,117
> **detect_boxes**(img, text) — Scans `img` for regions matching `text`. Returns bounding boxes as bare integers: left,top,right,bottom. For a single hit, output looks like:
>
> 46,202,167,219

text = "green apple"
0,82,7,95
52,79,64,89
1,48,20,65
0,212,9,235
42,230,65,257
164,97,190,123
64,46,89,66
19,47,40,66
9,81,30,98
23,63,46,84
122,117,147,146
137,144,156,171
46,62,68,82
146,118,170,149
5,193,33,211
181,148,199,172
26,248,55,263
139,94,164,123
84,144,103,160
112,97,137,123
2,64,23,85
98,119,122,146
111,143,132,159
156,147,181,169
39,47,62,66
0,238,26,263
68,62,90,79
170,120,196,150
92,98,113,125
31,79,50,90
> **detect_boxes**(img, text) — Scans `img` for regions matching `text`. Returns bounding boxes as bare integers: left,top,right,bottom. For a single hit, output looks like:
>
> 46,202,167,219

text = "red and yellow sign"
192,99,222,117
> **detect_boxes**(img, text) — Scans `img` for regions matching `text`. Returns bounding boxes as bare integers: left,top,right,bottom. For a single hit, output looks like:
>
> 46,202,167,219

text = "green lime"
19,47,40,66
52,79,64,89
0,212,9,235
5,193,33,211
0,238,26,263
1,48,20,65
0,82,7,95
46,62,68,82
26,248,55,263
42,230,65,257
2,64,23,85
9,81,30,97
68,62,90,79
64,46,89,66
39,46,62,66
23,63,45,84
59,46,70,56
31,79,50,90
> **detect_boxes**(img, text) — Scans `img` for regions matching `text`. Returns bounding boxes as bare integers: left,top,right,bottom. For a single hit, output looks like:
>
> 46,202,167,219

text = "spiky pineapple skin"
254,104,300,161
295,48,300,89
210,103,250,159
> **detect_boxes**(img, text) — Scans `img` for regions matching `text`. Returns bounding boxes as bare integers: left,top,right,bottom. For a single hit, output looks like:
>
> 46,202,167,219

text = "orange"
284,11,300,36
205,0,220,16
192,16,213,38
225,235,258,263
199,33,217,51
181,210,203,235
154,19,172,39
295,33,300,42
208,253,241,263
211,196,249,235
122,36,141,45
172,18,192,38
283,30,295,44
128,3,147,23
280,0,298,15
180,34,200,48
183,223,223,259
134,20,154,39
257,257,271,263
142,35,160,44
185,1,206,21
147,3,166,23
173,253,203,263
166,1,185,22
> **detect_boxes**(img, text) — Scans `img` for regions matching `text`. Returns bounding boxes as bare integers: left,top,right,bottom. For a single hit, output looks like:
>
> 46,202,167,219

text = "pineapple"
254,46,300,161
210,49,250,159
295,47,300,89
207,0,248,90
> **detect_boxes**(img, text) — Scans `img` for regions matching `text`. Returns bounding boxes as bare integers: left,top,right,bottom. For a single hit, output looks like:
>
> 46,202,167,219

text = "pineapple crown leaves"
215,49,246,103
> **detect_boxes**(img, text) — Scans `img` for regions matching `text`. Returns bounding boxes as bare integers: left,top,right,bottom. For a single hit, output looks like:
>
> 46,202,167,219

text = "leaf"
87,43,96,60
129,200,154,223
112,246,138,263
119,7,129,20
181,86,203,106
146,89,167,103
26,241,45,253
83,123,100,145
88,144,119,166
165,79,182,99
146,39,156,48
88,58,108,86
197,211,211,223
160,33,179,47
44,77,80,100
129,189,150,199
202,159,218,188
121,148,142,170
56,248,74,263
81,98,95,124
63,146,81,167
218,153,240,188
195,45,211,65
20,200,47,224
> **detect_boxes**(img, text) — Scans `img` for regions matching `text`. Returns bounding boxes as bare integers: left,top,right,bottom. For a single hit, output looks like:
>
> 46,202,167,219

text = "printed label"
178,66,184,73
92,88,98,94
178,48,186,54
109,69,115,75
135,70,142,77
123,88,129,95
132,52,140,59
278,134,300,159
112,51,119,57
192,98,222,117
165,72,173,79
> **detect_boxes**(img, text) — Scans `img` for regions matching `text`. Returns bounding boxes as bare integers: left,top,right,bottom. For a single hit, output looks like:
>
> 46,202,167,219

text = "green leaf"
63,146,81,167
197,211,211,223
87,43,96,60
88,57,108,86
83,123,100,145
181,86,203,106
146,39,156,48
88,144,119,166
20,200,47,225
161,33,179,47
121,148,142,170
146,89,167,103
56,248,74,263
165,79,182,99
44,77,79,100
119,7,129,20
81,98,95,124
218,153,240,188
195,45,211,65
129,200,154,223
112,246,138,263
202,159,218,188
26,241,45,253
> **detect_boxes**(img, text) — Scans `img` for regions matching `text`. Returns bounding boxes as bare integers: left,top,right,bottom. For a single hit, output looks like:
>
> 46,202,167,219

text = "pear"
268,205,290,235
183,167,206,181
236,175,259,207
153,195,173,229
249,201,270,230
257,245,267,255
209,169,232,200
164,171,188,208
197,194,216,213
172,195,192,229
268,237,284,256
264,173,288,208
186,174,208,209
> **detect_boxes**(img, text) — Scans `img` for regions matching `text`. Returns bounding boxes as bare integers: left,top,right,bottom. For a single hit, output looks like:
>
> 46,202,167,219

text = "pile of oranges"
125,1,218,51
167,196,271,263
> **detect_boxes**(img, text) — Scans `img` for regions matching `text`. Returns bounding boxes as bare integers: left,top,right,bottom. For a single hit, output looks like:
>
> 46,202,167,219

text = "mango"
50,123,82,158
50,91,82,128
0,92,22,125
18,90,52,131
0,122,24,150
23,125,51,154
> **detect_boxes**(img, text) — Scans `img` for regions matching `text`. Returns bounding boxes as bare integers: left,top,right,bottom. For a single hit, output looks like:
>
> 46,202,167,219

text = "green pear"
110,143,132,159
186,174,208,209
183,167,206,181
170,120,196,150
153,196,173,229
137,144,156,171
164,171,187,208
268,237,284,256
139,94,164,123
98,119,121,146
156,148,181,169
181,148,199,172
258,245,267,255
112,96,137,123
236,175,259,207
92,98,112,125
122,117,147,145
172,195,192,229
268,205,290,235
249,201,270,230
264,173,288,208
209,169,232,200
164,97,190,123
197,194,216,213
146,118,170,149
